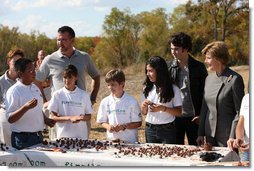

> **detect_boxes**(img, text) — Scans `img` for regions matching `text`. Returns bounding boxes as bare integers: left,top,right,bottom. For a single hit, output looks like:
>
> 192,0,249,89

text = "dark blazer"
198,67,244,146
167,56,208,117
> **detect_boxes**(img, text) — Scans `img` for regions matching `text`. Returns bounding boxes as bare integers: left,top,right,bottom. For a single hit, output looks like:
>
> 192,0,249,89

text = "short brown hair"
6,48,24,59
63,64,78,78
105,69,125,84
201,41,229,65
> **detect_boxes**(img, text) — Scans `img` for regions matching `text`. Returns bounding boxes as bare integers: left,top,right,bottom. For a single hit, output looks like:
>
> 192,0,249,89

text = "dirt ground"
88,65,249,143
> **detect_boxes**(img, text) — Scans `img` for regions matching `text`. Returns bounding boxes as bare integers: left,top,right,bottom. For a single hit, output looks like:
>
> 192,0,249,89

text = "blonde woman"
197,41,244,147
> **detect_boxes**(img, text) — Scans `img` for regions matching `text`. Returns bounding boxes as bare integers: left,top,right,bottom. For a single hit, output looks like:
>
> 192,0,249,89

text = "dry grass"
87,64,249,144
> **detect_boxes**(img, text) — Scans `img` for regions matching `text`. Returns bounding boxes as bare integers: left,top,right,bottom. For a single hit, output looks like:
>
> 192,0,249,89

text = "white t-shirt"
48,86,93,139
240,93,249,143
96,92,142,143
141,84,182,124
5,81,44,132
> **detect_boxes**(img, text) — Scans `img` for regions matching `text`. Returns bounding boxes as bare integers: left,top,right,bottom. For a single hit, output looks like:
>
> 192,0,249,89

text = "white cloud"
2,14,102,37
2,15,44,34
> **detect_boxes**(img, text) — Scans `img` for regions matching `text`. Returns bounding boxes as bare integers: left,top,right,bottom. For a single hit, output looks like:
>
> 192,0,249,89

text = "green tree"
138,8,170,61
198,0,249,41
169,0,249,65
0,25,20,72
102,7,131,66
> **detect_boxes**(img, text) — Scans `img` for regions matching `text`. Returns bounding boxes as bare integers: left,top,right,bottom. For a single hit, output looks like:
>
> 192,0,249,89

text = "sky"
0,0,191,38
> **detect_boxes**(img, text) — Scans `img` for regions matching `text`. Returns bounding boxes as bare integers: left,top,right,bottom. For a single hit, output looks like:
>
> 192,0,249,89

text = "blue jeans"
145,122,176,144
240,151,249,161
11,131,43,150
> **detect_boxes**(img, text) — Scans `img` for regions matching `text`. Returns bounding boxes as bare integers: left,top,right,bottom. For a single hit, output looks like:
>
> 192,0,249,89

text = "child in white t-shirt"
5,58,55,150
48,65,93,140
96,69,142,143
140,56,182,144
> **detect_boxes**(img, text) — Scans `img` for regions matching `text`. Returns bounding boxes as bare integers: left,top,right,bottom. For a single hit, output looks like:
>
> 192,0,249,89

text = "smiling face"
146,64,157,83
204,53,222,72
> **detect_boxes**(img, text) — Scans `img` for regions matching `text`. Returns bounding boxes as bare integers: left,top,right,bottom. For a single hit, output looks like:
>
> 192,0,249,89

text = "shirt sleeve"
96,98,108,123
36,55,50,82
5,88,20,119
47,91,59,113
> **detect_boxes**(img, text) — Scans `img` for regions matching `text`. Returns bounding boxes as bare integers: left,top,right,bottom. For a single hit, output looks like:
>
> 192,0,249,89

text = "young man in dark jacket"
167,32,208,145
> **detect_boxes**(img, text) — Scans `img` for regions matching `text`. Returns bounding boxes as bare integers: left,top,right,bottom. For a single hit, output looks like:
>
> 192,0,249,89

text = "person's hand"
25,98,38,109
228,138,249,152
113,124,126,132
196,136,204,146
107,125,116,133
148,103,165,112
113,125,121,132
239,142,249,152
44,117,56,127
191,116,200,125
141,100,153,108
233,138,243,148
69,115,83,123
141,100,153,115
227,138,235,151
79,115,86,121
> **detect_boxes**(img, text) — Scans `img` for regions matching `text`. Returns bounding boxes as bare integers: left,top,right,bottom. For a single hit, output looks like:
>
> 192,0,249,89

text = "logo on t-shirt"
107,109,126,115
62,101,82,107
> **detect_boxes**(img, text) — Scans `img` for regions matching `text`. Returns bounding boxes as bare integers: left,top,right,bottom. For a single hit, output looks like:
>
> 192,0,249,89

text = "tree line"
0,0,249,75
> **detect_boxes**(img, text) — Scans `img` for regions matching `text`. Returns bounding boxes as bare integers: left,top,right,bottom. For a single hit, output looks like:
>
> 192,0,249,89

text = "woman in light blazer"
196,41,244,147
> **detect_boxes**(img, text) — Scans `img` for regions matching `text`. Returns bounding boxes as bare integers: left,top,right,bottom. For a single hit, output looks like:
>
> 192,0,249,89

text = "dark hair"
168,32,192,52
143,56,174,103
58,26,75,38
14,58,33,73
105,69,125,84
63,64,78,78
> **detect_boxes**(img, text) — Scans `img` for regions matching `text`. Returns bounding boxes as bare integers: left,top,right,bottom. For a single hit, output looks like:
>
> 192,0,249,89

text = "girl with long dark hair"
141,56,182,144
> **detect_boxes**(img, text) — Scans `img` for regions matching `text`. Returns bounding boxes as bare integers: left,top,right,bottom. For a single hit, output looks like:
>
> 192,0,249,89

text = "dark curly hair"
168,32,192,52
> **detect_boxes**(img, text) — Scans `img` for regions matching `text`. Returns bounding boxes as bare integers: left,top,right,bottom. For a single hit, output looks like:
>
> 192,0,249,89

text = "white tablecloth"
0,144,240,167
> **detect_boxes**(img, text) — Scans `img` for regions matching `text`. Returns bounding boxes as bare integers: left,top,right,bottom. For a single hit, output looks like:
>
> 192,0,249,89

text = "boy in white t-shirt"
48,65,93,140
96,69,142,143
5,58,55,150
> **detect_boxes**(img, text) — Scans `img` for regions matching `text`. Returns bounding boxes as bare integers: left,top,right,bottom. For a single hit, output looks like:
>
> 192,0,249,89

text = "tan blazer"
198,67,244,146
